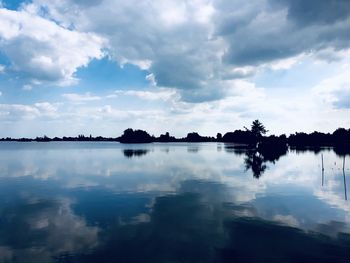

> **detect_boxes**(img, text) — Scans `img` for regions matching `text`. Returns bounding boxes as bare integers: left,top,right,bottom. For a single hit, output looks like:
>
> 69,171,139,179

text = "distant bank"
1,120,350,150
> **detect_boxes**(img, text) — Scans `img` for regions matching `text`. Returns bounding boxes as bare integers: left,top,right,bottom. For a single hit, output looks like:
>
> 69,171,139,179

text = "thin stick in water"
321,154,325,186
343,169,347,201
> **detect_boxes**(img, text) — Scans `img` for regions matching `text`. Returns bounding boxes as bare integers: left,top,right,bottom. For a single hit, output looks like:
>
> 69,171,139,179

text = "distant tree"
249,120,268,141
222,130,255,144
157,132,177,142
333,128,350,143
216,133,222,141
186,132,203,142
119,128,153,143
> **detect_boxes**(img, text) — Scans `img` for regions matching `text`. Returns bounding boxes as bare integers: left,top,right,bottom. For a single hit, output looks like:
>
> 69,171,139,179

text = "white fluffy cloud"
313,65,350,109
62,92,101,103
0,7,106,85
15,0,348,103
1,0,350,101
17,0,228,101
109,89,178,101
0,104,40,120
0,102,59,121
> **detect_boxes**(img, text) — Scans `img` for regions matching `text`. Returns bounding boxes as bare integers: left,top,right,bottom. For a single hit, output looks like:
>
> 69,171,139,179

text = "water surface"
0,142,349,262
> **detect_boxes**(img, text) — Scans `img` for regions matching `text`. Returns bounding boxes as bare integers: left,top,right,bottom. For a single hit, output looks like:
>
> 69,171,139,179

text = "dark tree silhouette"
119,129,153,143
185,132,209,142
223,120,268,145
222,130,255,144
157,132,177,142
249,119,268,141
1,121,350,152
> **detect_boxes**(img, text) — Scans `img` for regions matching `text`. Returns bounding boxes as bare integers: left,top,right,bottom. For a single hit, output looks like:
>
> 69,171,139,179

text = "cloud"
22,84,32,91
0,0,348,103
0,0,350,135
110,89,177,101
313,66,350,109
20,0,350,103
0,102,59,121
34,102,59,117
62,92,101,103
216,0,350,66
0,104,40,120
276,0,350,26
0,7,106,85
23,0,231,102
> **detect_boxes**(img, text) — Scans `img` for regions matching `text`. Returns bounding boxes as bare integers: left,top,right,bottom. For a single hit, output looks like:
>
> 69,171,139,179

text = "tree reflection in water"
123,149,150,158
244,150,267,179
225,143,288,179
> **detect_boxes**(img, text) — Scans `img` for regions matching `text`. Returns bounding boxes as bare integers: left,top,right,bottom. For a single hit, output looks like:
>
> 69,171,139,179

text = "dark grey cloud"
277,0,350,25
151,54,206,91
216,0,350,66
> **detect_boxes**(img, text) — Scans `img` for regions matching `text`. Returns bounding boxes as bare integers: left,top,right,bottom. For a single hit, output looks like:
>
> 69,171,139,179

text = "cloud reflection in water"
0,142,349,262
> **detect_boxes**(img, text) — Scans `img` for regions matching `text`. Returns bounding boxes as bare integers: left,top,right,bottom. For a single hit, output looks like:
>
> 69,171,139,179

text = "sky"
0,0,350,138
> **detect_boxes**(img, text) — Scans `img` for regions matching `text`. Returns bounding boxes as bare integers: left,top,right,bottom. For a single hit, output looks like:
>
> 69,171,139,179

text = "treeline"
0,134,118,142
1,123,350,147
288,128,350,147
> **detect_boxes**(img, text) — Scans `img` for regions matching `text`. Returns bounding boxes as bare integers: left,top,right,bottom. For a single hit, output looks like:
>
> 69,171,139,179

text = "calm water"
0,142,350,262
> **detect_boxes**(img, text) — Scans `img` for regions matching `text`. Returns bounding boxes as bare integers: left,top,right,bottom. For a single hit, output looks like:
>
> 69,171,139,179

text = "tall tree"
250,120,268,140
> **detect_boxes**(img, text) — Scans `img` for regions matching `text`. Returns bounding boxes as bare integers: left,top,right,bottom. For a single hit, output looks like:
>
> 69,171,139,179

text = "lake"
0,142,349,262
